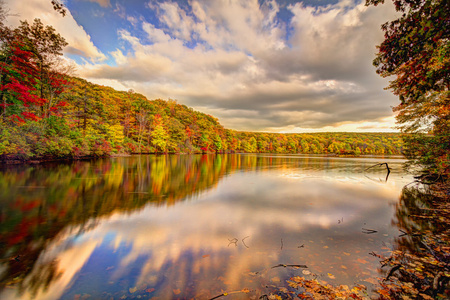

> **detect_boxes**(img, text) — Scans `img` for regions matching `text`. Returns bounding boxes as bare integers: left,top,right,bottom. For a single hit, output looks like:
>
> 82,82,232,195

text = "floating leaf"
327,273,336,279
146,288,155,293
202,254,210,258
271,276,281,282
173,289,181,295
302,270,311,275
129,287,137,293
364,277,378,285
357,258,368,264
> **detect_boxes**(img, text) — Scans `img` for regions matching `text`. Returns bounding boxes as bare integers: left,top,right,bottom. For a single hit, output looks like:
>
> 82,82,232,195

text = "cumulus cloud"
4,0,107,62
5,0,401,132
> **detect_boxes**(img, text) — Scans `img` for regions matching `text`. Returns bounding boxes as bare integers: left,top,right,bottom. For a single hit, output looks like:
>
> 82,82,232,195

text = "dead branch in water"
365,163,391,181
271,263,308,269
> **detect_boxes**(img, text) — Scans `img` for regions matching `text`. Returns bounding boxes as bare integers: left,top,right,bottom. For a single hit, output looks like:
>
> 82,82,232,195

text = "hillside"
0,76,403,162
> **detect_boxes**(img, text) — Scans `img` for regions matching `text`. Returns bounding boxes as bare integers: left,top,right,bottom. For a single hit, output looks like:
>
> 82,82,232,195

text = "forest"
0,0,449,299
0,18,403,161
0,72,404,160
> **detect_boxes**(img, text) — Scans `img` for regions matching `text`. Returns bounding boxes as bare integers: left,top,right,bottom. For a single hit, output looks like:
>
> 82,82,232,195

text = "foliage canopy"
366,0,450,179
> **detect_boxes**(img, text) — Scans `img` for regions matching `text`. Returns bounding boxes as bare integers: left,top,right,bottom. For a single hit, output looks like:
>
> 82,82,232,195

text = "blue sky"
5,0,399,132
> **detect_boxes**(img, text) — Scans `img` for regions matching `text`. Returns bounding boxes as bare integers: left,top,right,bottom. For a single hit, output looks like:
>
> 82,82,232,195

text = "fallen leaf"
271,276,281,282
202,254,210,258
146,288,155,293
129,287,137,293
327,273,336,279
357,258,368,264
173,289,181,295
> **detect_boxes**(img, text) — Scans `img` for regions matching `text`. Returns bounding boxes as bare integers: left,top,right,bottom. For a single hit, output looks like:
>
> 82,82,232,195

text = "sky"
4,0,400,133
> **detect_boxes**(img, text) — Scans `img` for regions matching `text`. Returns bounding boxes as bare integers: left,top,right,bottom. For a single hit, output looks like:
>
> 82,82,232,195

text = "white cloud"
4,0,107,62
4,0,401,132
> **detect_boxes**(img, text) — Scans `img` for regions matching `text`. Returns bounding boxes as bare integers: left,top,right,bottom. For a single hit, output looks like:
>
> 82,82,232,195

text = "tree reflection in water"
377,184,450,299
0,154,420,299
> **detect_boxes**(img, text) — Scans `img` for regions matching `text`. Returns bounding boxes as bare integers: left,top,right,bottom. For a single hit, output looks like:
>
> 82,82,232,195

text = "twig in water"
298,244,305,248
369,251,383,258
398,229,422,237
242,236,250,248
362,228,378,234
280,238,283,250
209,289,252,300
271,264,308,269
228,238,238,247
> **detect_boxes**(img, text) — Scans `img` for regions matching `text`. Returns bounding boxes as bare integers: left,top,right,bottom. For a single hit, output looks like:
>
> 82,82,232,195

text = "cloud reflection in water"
0,155,411,299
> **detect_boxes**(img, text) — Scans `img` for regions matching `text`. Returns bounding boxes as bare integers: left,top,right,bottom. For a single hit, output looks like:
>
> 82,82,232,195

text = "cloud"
4,0,107,62
5,0,401,132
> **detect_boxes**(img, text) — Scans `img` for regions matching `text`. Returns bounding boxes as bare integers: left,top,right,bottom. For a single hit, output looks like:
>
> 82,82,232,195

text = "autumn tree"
14,19,68,112
366,0,450,179
151,115,169,153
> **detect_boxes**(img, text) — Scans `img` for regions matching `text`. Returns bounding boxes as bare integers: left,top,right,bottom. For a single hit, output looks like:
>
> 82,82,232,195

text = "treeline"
0,75,404,160
0,16,403,162
0,79,404,160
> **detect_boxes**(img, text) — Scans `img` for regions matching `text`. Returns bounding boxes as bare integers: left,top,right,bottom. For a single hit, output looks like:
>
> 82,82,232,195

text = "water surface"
0,154,412,299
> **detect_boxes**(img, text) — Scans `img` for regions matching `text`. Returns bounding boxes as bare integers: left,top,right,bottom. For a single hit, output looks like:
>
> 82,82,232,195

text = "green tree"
366,0,450,179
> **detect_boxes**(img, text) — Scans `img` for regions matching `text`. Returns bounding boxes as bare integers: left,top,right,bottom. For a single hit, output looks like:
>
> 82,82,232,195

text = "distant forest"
1,74,403,161
0,17,403,162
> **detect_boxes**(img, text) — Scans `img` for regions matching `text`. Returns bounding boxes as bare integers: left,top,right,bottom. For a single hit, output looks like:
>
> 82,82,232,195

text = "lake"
0,154,414,299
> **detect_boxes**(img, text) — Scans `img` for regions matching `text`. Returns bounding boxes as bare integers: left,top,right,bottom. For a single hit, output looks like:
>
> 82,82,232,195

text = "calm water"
0,154,413,299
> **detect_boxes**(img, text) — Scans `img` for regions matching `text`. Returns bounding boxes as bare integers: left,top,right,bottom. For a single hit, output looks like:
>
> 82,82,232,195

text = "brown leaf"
173,288,181,295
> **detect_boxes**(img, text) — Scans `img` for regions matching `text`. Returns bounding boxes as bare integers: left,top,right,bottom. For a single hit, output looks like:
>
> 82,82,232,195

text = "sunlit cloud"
4,0,401,132
4,0,107,62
